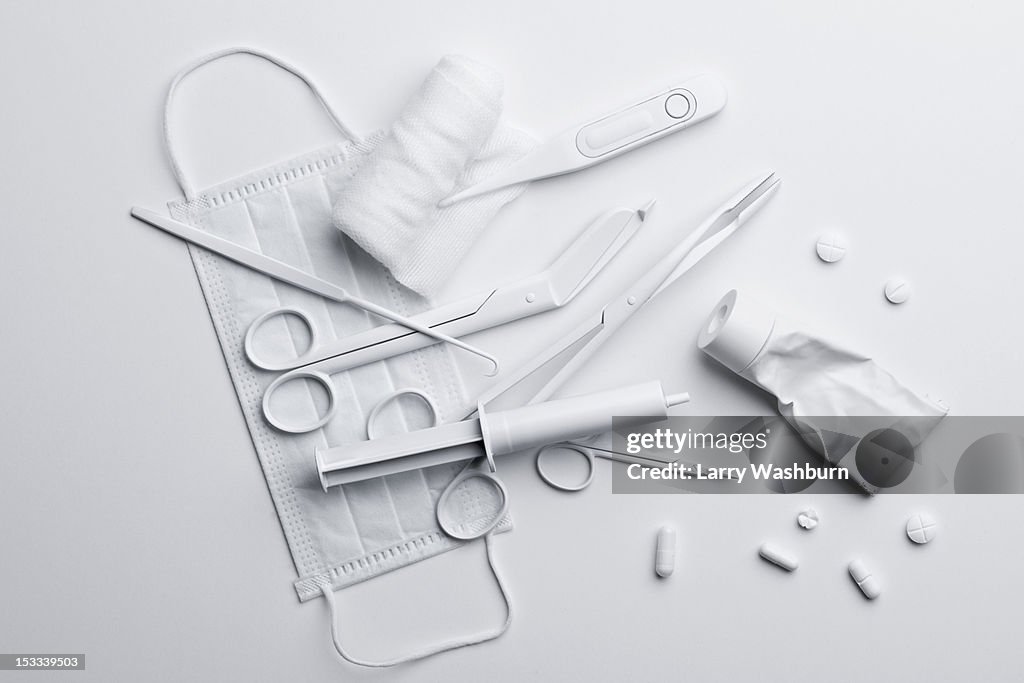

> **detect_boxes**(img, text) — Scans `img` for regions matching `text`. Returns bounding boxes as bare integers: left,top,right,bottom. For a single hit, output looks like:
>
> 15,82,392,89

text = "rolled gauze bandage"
333,56,535,296
698,289,948,493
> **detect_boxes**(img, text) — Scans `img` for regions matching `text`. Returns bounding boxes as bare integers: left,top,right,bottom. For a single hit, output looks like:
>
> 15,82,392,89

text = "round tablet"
885,278,911,304
906,513,937,544
815,233,847,263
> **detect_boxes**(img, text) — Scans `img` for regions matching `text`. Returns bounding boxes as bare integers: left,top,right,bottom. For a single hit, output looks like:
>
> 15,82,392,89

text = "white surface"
2,1,1024,681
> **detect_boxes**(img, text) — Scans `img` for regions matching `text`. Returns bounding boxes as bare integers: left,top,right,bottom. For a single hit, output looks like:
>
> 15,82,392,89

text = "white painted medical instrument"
906,513,937,544
319,381,689,488
245,204,646,433
130,207,495,374
849,559,881,599
439,75,727,206
759,543,799,571
317,171,781,487
655,526,676,578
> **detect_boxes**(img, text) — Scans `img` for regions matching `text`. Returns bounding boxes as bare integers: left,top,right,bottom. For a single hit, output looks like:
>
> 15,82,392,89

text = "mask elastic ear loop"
163,46,363,201
321,534,513,667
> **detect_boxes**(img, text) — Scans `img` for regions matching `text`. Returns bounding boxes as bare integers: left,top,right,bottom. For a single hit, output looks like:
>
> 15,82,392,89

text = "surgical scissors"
318,170,782,484
244,204,649,433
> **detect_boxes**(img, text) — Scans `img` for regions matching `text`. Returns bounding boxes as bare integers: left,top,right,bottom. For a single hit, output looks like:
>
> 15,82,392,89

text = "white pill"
655,526,676,578
906,513,937,544
884,278,911,304
816,233,848,263
797,508,819,530
759,542,799,571
849,559,881,600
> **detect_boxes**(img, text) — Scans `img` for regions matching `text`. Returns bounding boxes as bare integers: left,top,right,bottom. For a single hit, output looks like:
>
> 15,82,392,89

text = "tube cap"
697,289,776,374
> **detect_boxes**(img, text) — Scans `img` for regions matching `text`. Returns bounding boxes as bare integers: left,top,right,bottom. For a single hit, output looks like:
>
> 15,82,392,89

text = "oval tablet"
759,542,798,571
655,526,676,578
849,559,881,600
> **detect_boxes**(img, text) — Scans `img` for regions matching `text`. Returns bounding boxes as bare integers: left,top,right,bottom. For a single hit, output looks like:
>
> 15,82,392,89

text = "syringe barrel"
481,380,671,458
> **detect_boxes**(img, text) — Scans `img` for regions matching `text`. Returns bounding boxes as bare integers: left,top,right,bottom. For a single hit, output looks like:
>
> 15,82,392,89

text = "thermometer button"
665,93,691,119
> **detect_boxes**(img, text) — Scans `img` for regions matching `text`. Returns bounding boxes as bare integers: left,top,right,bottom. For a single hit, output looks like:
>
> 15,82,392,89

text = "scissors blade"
547,202,652,305
477,310,608,412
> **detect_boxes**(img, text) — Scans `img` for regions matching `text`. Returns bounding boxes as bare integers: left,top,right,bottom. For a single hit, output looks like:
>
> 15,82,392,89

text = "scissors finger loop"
244,307,320,372
366,388,440,440
536,443,596,492
262,369,338,434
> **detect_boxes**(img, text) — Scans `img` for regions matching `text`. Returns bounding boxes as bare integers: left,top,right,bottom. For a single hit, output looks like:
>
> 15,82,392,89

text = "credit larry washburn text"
624,461,850,484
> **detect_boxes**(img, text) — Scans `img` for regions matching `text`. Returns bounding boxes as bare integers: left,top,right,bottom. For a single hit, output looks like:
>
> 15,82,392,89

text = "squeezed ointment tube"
317,380,688,488
698,289,948,493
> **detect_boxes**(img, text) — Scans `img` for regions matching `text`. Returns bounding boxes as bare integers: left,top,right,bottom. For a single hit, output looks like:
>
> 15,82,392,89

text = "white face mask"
161,47,511,666
699,289,948,493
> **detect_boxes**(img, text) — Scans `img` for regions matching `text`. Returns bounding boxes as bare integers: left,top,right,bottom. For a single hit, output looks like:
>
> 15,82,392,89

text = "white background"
2,1,1023,680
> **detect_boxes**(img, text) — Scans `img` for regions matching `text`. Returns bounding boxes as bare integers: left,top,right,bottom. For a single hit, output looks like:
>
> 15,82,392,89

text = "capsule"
848,559,881,599
758,542,799,571
655,526,676,578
